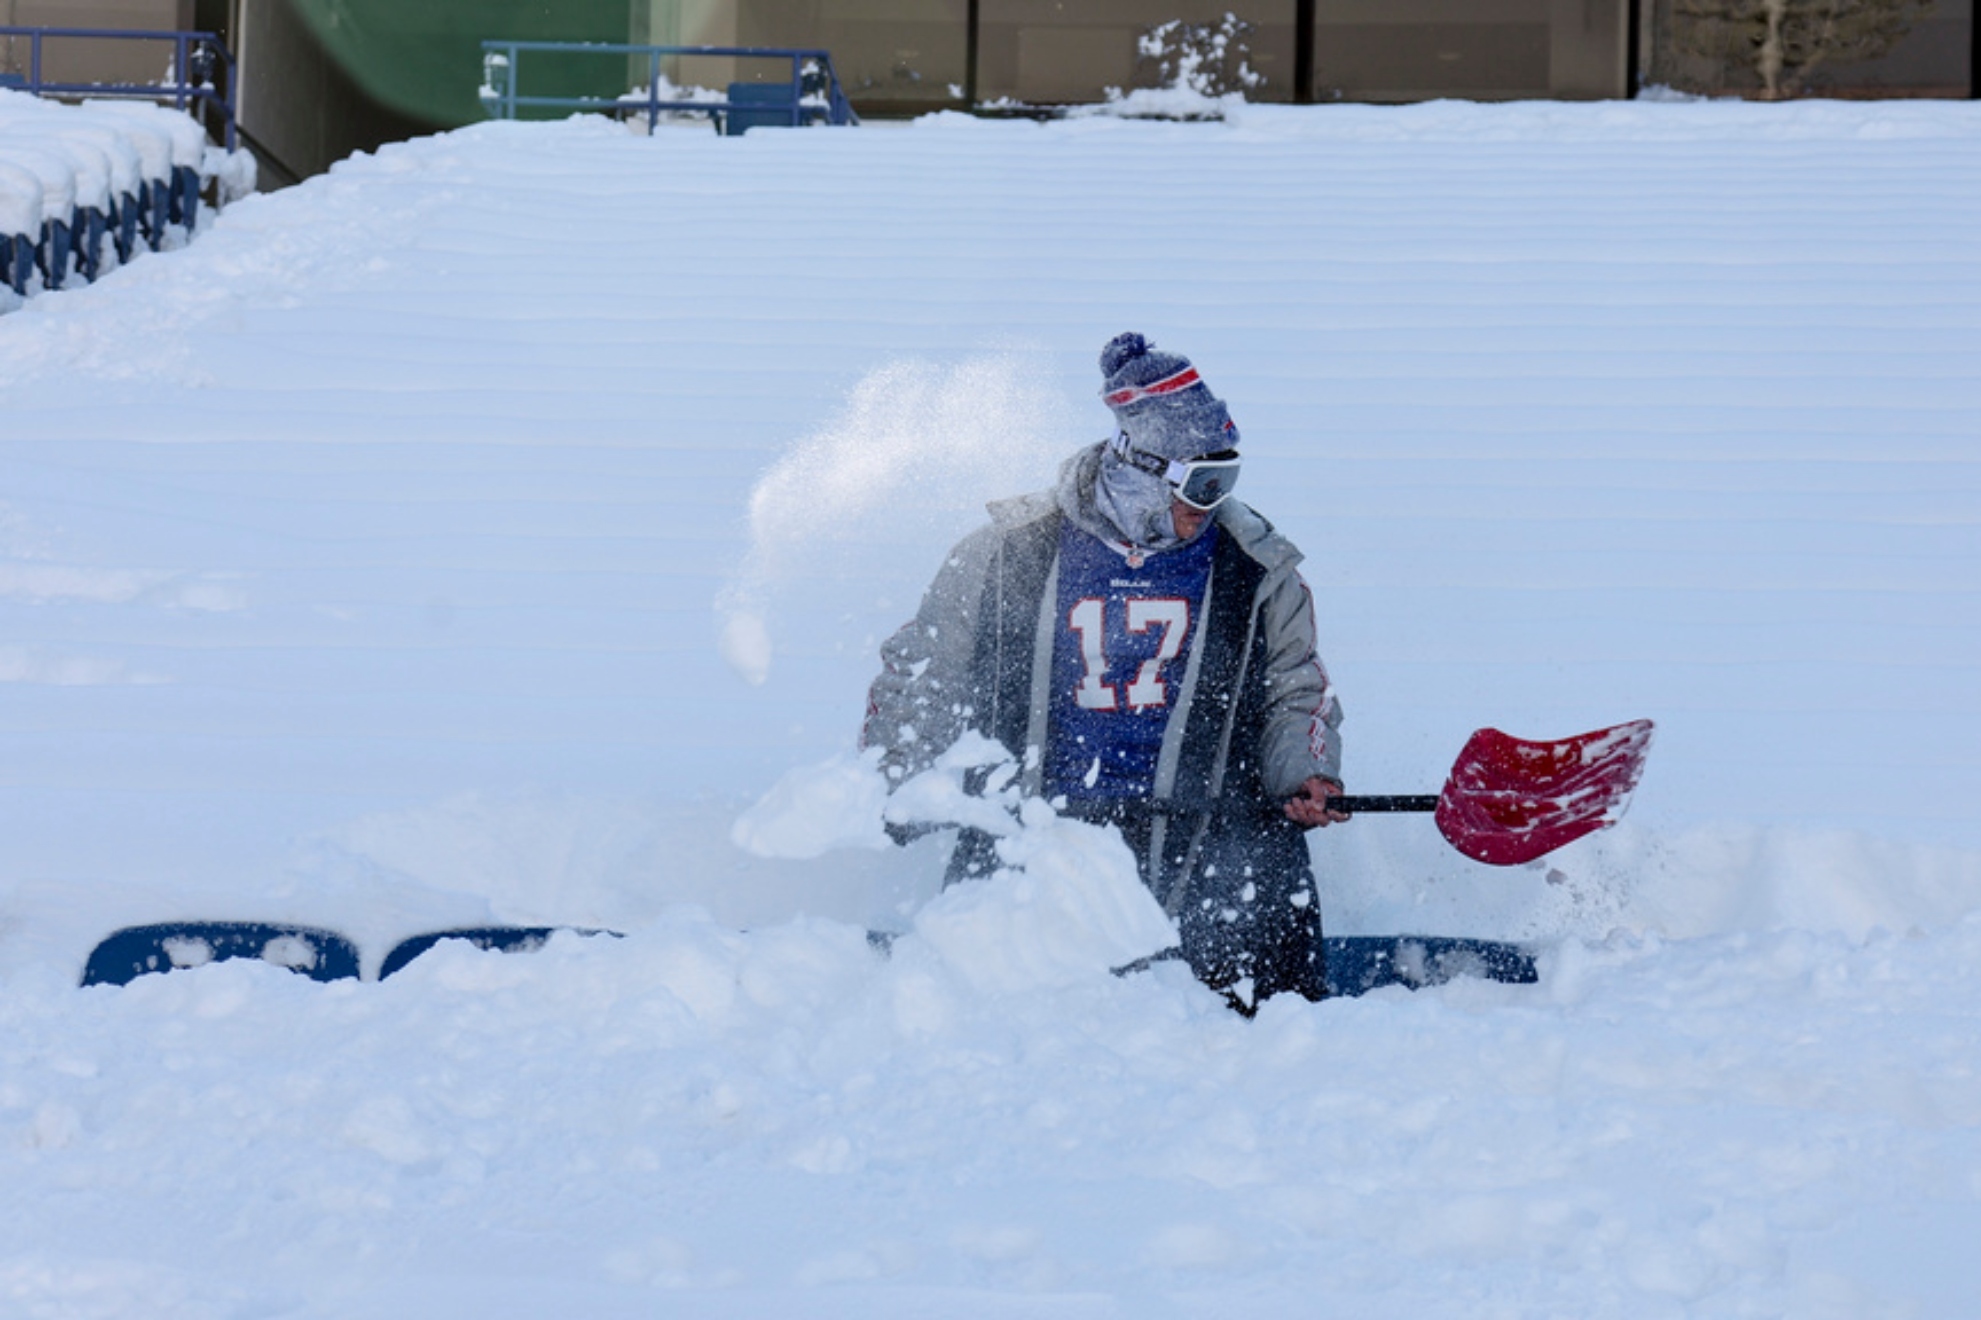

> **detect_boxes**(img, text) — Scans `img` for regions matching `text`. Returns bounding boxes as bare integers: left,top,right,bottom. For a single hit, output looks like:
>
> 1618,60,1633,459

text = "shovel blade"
1434,719,1655,866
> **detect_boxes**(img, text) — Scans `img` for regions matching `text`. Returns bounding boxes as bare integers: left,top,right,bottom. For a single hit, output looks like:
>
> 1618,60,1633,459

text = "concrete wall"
635,0,969,106
1315,0,1625,101
692,0,1631,109
233,0,431,186
982,0,1294,103
751,0,968,103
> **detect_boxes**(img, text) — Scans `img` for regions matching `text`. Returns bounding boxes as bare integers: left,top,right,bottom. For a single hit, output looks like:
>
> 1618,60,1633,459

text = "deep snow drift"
0,100,1978,1318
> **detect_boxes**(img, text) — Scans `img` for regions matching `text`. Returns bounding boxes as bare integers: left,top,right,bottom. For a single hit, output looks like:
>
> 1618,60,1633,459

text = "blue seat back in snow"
1322,935,1538,996
378,926,559,980
722,81,800,135
2,233,31,295
377,926,620,980
1110,935,1537,999
81,921,362,987
36,216,67,290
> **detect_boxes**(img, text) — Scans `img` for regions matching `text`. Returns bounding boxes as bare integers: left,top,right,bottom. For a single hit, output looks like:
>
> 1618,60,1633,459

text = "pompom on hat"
1097,332,1238,463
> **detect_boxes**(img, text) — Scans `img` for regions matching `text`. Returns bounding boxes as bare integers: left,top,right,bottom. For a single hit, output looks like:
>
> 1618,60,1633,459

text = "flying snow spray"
719,353,1075,685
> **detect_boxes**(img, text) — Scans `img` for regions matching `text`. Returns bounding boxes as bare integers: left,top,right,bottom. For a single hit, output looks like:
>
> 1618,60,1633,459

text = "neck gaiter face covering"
1094,458,1183,552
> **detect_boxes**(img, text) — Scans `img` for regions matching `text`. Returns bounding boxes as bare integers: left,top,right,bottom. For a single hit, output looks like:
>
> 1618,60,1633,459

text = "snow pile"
1073,85,1242,121
613,73,732,127
0,118,76,225
0,157,41,236
203,139,257,203
1071,13,1264,120
732,750,895,858
736,735,1177,991
910,806,1174,994
1,888,1975,1318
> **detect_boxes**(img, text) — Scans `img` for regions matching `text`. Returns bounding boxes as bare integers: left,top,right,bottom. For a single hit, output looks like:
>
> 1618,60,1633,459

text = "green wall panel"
290,0,633,127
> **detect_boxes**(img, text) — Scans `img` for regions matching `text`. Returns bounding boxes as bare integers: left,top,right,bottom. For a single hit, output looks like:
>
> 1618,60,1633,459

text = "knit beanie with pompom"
1090,332,1239,550
1098,332,1238,463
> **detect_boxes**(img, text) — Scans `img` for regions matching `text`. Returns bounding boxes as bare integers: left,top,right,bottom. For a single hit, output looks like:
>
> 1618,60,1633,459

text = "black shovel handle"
1065,794,1439,821
885,794,1440,841
1328,794,1438,813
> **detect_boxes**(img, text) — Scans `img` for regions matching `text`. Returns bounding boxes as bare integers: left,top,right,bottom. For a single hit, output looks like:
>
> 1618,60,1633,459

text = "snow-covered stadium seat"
80,921,362,987
80,106,174,254
0,95,164,262
0,88,250,305
84,99,213,237
0,157,39,294
45,116,144,269
0,140,75,289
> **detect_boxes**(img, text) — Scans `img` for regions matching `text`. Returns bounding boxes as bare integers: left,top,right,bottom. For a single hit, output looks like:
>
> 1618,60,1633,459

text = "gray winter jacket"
864,445,1344,1000
863,444,1341,826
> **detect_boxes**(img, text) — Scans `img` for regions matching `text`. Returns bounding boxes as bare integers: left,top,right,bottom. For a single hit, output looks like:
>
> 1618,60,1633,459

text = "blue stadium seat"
170,161,199,228
721,81,802,136
144,176,168,250
378,926,620,980
1111,935,1538,999
81,921,362,987
1,234,29,294
110,187,138,264
36,214,67,289
1322,935,1538,996
72,203,106,281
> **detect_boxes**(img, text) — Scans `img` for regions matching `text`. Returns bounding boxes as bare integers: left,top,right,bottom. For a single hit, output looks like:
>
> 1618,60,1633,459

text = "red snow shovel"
1332,719,1655,866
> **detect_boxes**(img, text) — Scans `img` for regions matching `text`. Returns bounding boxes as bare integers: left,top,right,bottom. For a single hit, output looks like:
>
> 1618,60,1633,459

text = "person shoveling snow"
854,332,1653,1015
861,332,1346,1012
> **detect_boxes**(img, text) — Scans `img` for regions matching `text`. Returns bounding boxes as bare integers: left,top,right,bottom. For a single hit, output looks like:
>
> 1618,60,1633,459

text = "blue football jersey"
1045,519,1217,802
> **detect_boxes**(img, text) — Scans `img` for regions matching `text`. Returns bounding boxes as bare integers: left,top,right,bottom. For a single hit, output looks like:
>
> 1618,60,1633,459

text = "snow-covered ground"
0,99,1977,1317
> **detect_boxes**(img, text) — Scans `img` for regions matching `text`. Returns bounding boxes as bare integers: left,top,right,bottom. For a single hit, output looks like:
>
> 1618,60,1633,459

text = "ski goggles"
1115,438,1242,511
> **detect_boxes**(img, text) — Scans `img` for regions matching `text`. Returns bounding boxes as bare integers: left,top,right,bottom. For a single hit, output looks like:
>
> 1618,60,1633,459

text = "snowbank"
1,890,1975,1318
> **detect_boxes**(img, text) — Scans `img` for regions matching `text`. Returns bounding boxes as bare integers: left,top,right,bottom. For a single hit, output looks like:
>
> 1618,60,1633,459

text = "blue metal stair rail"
0,26,237,149
479,41,858,135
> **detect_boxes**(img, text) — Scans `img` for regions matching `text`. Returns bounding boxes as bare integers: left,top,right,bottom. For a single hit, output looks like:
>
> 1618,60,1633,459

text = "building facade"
6,0,1973,185
637,0,1633,108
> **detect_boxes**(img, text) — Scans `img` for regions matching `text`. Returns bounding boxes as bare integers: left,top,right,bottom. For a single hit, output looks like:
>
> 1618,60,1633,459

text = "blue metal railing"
479,41,857,135
0,26,236,149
